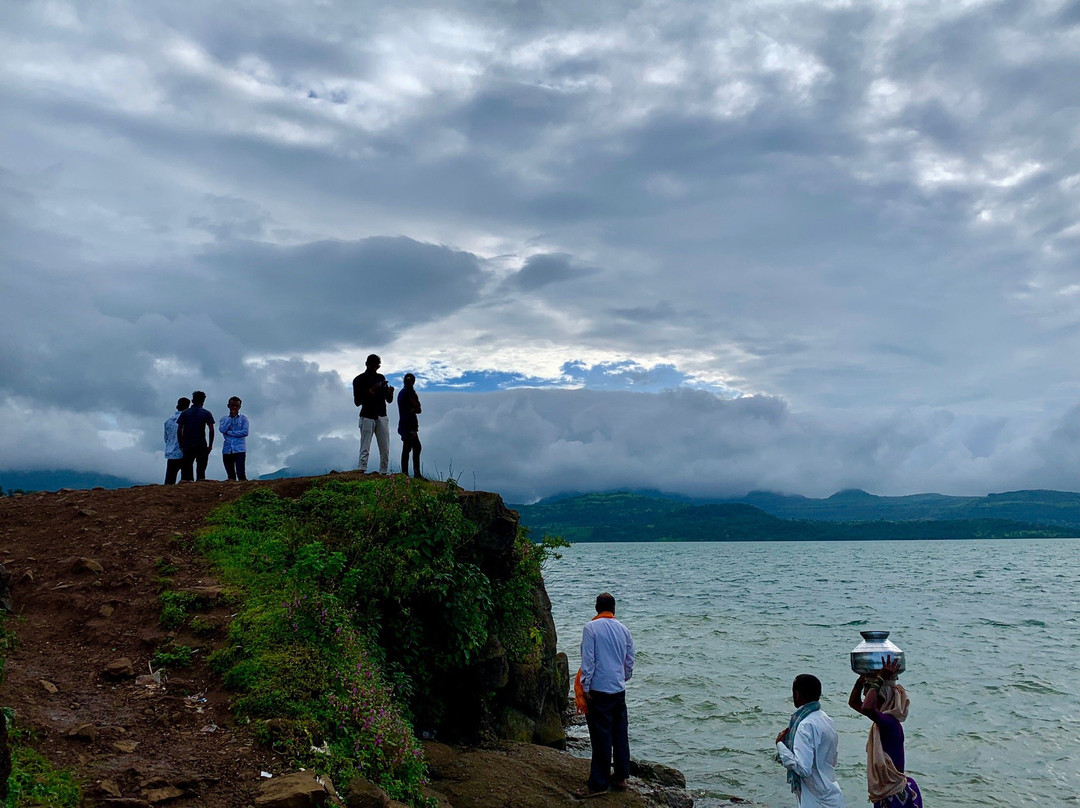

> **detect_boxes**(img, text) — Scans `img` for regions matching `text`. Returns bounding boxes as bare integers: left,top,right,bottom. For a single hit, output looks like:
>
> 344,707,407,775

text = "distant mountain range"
510,490,1080,541
0,469,141,494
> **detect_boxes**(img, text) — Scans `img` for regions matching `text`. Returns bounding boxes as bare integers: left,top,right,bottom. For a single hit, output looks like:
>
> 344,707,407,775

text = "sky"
2,0,1080,503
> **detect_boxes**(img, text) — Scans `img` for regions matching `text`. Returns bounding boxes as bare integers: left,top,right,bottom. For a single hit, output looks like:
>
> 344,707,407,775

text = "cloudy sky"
2,0,1079,502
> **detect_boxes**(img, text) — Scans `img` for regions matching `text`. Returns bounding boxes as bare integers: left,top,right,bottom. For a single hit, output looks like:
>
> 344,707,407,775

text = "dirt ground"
0,474,354,806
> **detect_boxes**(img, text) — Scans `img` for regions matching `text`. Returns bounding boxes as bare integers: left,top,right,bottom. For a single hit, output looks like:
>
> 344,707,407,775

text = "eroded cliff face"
447,491,570,748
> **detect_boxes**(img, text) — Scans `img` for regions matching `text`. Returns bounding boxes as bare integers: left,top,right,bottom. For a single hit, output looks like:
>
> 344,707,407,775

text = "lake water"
543,540,1080,807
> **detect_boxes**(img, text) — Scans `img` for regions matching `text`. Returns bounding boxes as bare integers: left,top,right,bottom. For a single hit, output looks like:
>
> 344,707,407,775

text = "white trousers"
359,415,390,473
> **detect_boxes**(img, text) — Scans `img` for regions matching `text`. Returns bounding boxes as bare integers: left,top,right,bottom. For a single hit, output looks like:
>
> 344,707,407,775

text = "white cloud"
1,0,1079,499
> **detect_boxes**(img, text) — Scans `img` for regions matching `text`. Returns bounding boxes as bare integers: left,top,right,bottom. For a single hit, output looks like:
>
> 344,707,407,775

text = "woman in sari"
847,657,923,807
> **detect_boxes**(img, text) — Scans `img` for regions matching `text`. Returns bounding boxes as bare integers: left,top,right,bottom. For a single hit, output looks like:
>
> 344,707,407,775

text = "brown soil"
0,475,332,805
0,474,690,808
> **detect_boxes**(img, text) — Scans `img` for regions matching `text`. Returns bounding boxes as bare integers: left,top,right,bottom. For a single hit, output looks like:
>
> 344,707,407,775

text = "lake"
543,539,1080,807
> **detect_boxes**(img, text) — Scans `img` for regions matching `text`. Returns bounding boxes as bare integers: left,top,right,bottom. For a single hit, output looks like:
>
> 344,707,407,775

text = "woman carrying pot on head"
848,657,923,808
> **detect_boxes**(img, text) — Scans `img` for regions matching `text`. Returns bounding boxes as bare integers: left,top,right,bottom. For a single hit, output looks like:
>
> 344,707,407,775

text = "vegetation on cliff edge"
180,476,555,805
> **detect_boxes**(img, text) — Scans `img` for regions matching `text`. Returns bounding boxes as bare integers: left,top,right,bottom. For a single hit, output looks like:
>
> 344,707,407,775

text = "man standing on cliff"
353,354,394,474
775,673,846,808
577,592,635,797
176,391,214,482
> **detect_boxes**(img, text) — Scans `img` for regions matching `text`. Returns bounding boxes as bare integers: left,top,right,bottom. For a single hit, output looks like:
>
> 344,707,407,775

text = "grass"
152,644,196,670
2,728,82,808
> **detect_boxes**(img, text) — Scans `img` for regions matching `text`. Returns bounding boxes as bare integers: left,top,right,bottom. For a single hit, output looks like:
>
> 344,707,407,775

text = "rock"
532,703,565,749
73,557,104,574
100,603,116,617
103,658,136,679
496,707,534,743
39,680,58,693
554,652,570,707
67,722,97,741
255,772,331,807
99,779,123,797
113,740,140,753
641,785,694,808
142,785,185,803
421,786,453,808
343,776,390,808
77,508,97,517
630,760,687,790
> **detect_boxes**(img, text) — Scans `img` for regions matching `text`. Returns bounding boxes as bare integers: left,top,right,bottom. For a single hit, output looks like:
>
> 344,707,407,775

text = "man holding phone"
353,354,394,474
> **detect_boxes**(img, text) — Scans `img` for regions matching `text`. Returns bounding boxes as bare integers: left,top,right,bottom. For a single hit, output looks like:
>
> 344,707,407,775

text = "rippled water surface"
543,540,1080,807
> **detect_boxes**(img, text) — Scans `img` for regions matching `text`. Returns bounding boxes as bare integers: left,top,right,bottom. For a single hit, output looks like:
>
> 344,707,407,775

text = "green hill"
513,492,1079,542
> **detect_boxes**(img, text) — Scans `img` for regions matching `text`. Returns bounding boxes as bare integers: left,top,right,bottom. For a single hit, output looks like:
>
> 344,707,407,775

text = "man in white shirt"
578,592,635,797
775,673,846,808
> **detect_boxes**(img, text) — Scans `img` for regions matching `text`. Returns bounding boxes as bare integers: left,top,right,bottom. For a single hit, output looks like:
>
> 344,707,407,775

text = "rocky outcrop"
255,772,339,807
423,741,694,808
448,492,569,748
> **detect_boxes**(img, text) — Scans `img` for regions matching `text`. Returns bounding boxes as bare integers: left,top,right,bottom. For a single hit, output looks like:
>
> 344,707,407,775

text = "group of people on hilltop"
575,594,921,808
162,354,424,485
352,353,424,479
163,391,249,483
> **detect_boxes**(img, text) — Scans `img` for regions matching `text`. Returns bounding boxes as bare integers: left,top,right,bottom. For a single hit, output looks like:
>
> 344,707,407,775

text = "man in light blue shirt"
579,592,635,796
218,396,250,481
163,397,190,485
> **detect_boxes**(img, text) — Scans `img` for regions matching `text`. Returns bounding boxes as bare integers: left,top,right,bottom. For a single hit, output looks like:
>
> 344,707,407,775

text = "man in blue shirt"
218,396,250,481
163,397,190,485
176,390,215,482
579,592,635,796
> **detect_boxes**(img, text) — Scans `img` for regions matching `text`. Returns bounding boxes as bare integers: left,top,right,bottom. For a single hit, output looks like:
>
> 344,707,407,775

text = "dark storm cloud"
504,253,596,291
162,236,482,353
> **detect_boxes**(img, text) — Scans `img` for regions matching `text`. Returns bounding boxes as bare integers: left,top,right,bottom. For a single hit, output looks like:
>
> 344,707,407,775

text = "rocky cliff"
0,474,689,808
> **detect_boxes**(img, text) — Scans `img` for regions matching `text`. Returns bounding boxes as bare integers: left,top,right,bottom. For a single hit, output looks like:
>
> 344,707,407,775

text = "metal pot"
850,630,906,675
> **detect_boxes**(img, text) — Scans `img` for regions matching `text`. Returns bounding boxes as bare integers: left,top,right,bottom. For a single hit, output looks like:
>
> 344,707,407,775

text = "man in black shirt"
352,354,394,474
176,390,215,481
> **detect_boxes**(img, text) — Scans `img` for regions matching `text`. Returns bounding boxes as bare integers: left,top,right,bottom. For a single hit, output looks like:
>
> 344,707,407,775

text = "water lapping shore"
544,539,1080,807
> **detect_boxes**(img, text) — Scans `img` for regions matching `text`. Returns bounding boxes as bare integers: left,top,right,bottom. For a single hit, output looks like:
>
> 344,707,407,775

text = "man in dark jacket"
352,354,394,473
176,390,215,481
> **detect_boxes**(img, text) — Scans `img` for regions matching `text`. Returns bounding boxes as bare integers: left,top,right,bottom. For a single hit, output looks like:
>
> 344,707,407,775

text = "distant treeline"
512,493,1080,542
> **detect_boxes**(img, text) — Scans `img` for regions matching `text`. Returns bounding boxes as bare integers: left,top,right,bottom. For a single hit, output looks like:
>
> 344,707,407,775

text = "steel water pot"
850,630,906,675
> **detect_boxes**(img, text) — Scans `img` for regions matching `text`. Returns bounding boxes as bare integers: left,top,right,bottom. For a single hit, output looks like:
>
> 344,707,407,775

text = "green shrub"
152,645,196,670
158,591,201,629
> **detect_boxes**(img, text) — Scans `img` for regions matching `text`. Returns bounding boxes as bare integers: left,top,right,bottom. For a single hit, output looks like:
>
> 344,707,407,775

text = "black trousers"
180,447,210,481
222,452,247,481
586,689,630,790
164,458,184,485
